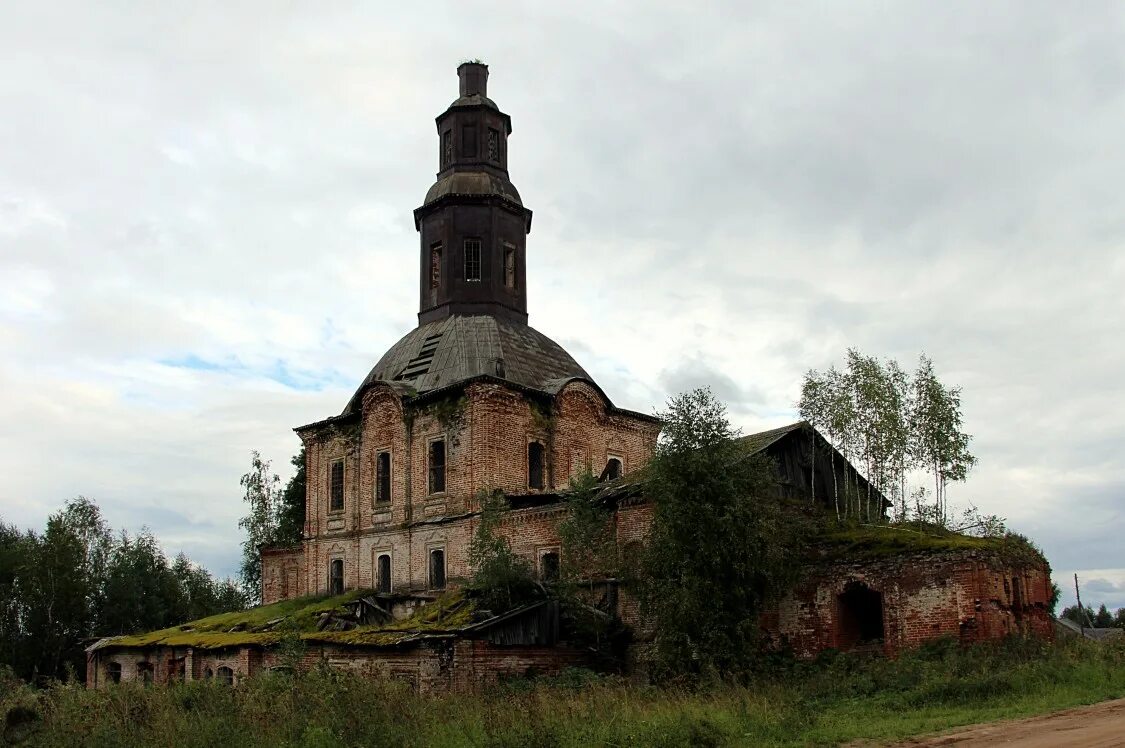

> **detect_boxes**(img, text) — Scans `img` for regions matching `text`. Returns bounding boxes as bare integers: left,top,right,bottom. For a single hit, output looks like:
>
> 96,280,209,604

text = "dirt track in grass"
890,697,1125,747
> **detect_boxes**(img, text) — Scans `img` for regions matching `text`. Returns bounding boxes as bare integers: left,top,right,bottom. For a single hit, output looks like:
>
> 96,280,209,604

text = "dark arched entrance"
836,581,885,650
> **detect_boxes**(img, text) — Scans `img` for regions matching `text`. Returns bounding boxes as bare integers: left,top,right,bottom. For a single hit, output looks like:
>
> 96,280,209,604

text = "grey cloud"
1,1,1124,585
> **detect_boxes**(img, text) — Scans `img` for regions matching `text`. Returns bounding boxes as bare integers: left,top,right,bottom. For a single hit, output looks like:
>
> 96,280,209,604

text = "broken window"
377,554,391,594
464,239,481,281
430,244,442,290
375,451,391,504
441,131,452,167
105,661,121,684
329,459,344,512
168,658,185,682
528,441,545,490
428,439,446,494
503,245,516,289
488,128,500,161
329,558,344,596
604,457,623,481
539,551,560,582
836,581,885,650
137,662,153,685
216,666,234,686
429,548,446,590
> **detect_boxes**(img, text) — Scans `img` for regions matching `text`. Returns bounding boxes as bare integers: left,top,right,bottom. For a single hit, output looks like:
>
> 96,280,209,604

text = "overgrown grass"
5,637,1123,747
103,589,474,650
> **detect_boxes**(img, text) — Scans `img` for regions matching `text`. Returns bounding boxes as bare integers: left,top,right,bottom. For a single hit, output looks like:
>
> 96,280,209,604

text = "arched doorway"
836,581,885,650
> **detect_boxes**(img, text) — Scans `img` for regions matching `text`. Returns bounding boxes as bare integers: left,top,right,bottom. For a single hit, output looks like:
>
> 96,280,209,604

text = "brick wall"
89,639,591,693
771,552,1054,657
290,378,659,599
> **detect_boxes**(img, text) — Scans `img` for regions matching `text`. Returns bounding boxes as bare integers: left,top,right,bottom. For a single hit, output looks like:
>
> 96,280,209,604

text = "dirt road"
894,697,1125,747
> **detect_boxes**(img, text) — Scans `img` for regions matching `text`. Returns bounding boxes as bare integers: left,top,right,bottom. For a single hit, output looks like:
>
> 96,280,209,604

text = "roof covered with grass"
93,589,477,652
811,523,1048,567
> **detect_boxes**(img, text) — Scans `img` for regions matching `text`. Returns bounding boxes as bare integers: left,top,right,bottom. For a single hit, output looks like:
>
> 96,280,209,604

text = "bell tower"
413,63,533,325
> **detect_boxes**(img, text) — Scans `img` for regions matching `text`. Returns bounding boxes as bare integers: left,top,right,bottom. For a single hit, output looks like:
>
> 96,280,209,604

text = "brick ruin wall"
767,551,1054,658
262,379,658,604
88,639,591,693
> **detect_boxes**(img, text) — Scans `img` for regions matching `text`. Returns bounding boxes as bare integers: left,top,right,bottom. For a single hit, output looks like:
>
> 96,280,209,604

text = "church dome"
342,315,588,414
422,171,523,207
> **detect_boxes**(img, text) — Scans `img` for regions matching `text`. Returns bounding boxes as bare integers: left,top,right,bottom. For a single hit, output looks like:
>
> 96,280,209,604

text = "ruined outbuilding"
87,63,1053,690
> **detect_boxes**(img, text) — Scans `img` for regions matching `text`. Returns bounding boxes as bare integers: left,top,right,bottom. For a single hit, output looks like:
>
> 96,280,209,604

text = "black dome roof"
343,315,588,414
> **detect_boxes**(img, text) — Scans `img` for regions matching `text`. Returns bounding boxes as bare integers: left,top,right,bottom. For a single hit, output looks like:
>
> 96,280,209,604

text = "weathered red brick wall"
291,379,658,599
261,546,305,605
90,639,591,693
772,552,1054,657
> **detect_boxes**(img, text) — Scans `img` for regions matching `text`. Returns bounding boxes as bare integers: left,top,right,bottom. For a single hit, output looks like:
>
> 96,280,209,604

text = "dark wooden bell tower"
414,63,533,325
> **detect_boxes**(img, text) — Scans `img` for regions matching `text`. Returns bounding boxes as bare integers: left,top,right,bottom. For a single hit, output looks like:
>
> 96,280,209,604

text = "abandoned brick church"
86,64,1053,690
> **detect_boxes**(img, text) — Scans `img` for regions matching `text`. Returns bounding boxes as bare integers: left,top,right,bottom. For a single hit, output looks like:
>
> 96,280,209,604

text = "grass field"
4,637,1124,747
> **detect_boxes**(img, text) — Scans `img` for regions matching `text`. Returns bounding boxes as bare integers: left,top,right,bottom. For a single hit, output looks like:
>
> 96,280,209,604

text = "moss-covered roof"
96,589,476,651
811,524,1048,567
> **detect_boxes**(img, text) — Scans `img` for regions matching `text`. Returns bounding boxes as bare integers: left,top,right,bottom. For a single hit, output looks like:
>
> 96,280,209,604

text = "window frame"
328,458,345,513
427,438,446,495
527,440,546,490
105,661,122,684
376,552,392,594
430,243,442,290
503,243,517,289
538,548,561,582
463,239,482,282
605,455,624,481
428,547,446,590
328,558,344,596
374,450,392,504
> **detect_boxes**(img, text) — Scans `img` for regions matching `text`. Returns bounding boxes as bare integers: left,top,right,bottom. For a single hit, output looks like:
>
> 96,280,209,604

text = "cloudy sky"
2,2,1122,611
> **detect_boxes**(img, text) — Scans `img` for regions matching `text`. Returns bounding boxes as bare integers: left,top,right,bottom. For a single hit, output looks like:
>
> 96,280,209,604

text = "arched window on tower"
464,239,481,281
528,441,545,490
504,244,516,289
430,244,442,290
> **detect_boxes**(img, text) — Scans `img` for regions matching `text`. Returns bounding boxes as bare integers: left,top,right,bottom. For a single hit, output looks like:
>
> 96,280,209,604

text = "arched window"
604,457,623,481
216,666,235,686
329,459,344,512
375,451,391,504
377,554,392,594
105,661,121,684
428,439,446,494
528,442,545,490
464,239,482,281
429,549,446,590
329,559,344,596
539,551,560,582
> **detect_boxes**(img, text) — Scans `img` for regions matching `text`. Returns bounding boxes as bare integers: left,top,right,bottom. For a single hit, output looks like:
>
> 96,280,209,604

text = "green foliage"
238,451,281,601
639,388,809,678
812,524,1049,567
0,497,244,684
800,350,977,525
468,491,537,615
4,637,1124,747
556,472,615,582
275,447,307,547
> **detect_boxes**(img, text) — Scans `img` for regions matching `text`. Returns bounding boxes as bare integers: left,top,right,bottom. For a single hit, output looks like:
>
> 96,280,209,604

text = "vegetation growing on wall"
467,491,537,615
639,388,810,679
